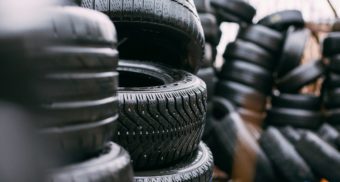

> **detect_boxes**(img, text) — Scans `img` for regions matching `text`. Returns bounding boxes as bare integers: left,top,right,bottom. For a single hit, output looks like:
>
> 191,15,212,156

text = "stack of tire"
80,0,214,181
0,1,134,181
261,10,325,130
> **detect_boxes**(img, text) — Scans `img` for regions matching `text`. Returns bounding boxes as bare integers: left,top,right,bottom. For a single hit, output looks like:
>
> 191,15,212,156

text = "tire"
318,123,340,149
224,40,274,70
295,131,340,181
279,126,303,144
323,32,340,57
134,142,213,182
206,98,276,182
201,43,214,68
237,108,265,127
257,10,304,31
220,59,272,94
48,142,134,182
271,92,321,111
116,60,207,169
276,60,325,93
329,55,340,73
81,0,204,73
199,13,221,46
260,127,316,182
197,67,217,101
210,0,256,24
0,6,119,163
275,27,310,78
266,108,322,129
194,0,212,13
325,109,340,125
237,24,283,53
324,88,340,109
216,81,267,112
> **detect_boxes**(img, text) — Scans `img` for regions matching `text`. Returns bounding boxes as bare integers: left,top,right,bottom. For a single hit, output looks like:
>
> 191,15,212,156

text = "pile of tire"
0,0,214,181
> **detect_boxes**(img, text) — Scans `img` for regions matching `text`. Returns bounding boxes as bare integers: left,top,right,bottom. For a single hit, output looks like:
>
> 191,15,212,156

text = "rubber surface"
211,0,256,24
257,10,304,31
329,54,340,73
194,0,211,13
238,108,265,127
81,0,204,73
323,32,340,57
48,142,133,182
199,13,221,46
134,142,213,182
205,98,276,182
220,59,272,93
318,123,340,149
325,109,340,125
224,40,274,70
276,27,310,78
296,132,340,181
197,67,217,101
116,60,207,169
276,60,325,93
271,92,321,111
260,127,316,182
237,24,283,53
266,108,322,129
279,126,303,144
216,81,267,112
324,87,340,109
201,43,214,67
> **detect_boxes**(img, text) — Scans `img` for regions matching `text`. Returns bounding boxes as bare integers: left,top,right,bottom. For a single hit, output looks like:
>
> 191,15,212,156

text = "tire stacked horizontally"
81,0,214,181
0,2,133,181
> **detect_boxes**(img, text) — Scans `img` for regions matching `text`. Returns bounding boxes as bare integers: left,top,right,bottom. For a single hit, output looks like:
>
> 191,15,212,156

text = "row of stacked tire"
198,0,340,181
0,0,216,181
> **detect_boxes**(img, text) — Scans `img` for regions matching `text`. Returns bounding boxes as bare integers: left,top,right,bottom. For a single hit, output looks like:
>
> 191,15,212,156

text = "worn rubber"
271,92,321,111
216,80,267,112
81,0,204,73
199,13,221,46
220,59,272,94
276,60,325,93
197,67,217,101
210,0,256,24
323,32,340,57
205,98,276,182
275,27,310,78
237,24,283,53
279,126,303,145
116,60,207,169
194,0,212,13
48,142,133,182
266,108,322,129
260,127,316,182
257,10,304,31
224,40,274,70
318,123,340,149
296,132,340,181
134,142,213,182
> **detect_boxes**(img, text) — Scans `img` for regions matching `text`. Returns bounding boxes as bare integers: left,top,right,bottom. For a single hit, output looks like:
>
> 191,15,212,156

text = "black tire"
220,59,272,94
318,123,340,149
266,108,322,129
271,92,321,111
237,24,283,53
116,60,207,169
323,32,340,57
325,109,340,125
81,0,204,73
279,126,303,145
216,81,267,112
324,87,340,109
194,0,212,13
206,98,276,181
260,127,316,182
224,40,274,70
134,142,213,182
201,43,214,68
275,27,310,78
0,6,120,163
329,55,340,73
210,0,256,24
257,10,304,31
197,67,217,101
296,132,340,181
199,13,221,46
48,142,134,182
276,60,325,93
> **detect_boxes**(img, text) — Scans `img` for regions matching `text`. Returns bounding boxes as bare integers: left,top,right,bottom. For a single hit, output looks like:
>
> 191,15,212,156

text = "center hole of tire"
119,70,165,87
